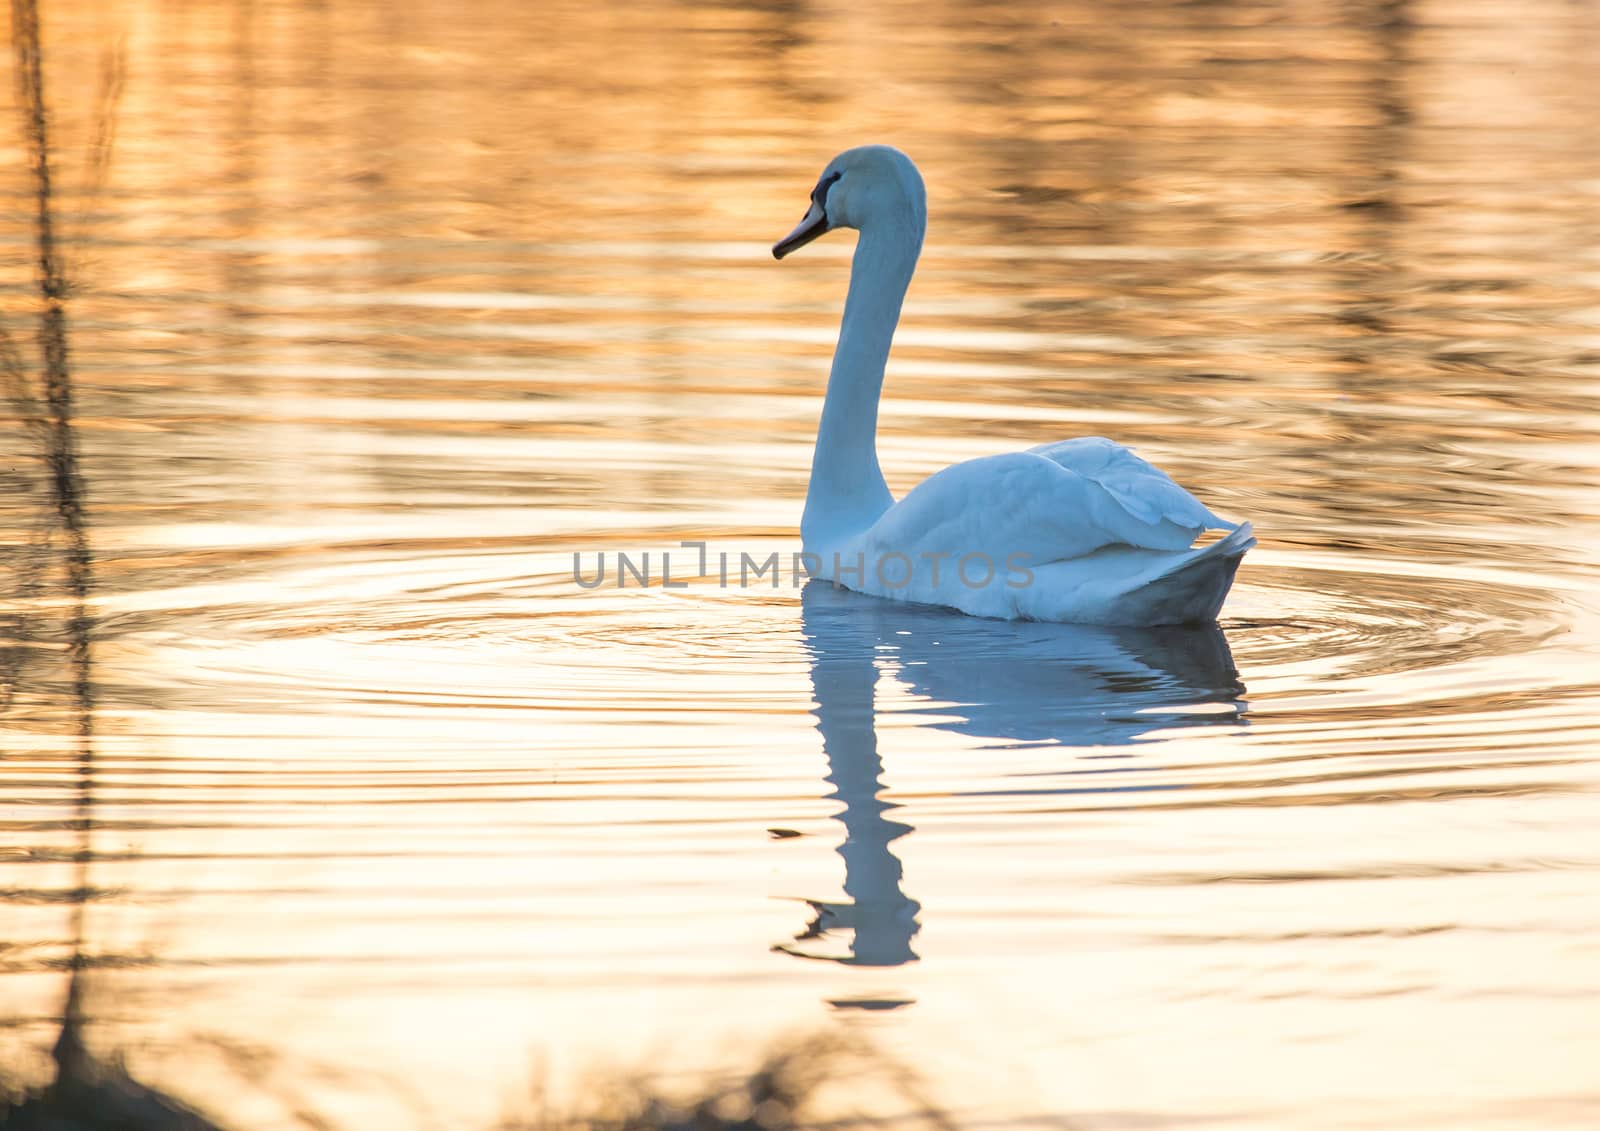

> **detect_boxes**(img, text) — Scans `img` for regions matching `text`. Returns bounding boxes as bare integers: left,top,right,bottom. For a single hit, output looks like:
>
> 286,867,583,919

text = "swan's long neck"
802,220,922,549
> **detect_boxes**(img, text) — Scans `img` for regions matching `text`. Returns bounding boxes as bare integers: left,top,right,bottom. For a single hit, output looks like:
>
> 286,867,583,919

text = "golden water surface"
2,0,1599,1127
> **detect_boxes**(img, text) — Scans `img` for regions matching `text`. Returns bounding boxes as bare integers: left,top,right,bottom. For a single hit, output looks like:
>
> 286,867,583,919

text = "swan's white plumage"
776,145,1253,626
1027,436,1235,540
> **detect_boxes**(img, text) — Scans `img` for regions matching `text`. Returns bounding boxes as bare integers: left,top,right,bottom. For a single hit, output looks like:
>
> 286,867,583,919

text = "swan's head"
772,145,927,259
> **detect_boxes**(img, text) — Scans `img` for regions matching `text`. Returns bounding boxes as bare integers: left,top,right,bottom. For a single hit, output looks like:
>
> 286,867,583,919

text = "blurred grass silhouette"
3,1029,956,1131
498,1033,956,1131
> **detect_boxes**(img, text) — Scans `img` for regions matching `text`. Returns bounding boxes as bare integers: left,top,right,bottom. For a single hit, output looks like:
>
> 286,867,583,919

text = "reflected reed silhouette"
779,581,1247,970
0,7,208,1126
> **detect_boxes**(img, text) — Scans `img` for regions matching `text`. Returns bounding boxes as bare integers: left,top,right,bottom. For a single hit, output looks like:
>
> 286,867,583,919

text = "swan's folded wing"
1028,436,1237,534
862,449,1219,568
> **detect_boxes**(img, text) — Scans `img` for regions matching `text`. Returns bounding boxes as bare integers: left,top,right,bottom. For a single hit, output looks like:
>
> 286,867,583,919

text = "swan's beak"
773,201,829,259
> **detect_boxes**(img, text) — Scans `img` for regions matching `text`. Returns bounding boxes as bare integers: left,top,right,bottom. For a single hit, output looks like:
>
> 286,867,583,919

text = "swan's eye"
811,170,842,208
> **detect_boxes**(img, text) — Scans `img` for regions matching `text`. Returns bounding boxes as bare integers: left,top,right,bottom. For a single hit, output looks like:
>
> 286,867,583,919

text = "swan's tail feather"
1188,521,1255,566
1106,521,1255,626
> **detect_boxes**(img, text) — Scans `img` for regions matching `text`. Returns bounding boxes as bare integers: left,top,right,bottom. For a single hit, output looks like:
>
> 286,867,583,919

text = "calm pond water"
3,0,1599,1127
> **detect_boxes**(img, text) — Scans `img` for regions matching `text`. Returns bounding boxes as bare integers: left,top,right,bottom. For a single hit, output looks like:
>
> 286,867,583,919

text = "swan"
772,144,1254,626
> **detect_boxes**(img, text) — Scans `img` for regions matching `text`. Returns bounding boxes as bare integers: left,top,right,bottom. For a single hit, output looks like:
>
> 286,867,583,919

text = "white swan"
773,144,1254,626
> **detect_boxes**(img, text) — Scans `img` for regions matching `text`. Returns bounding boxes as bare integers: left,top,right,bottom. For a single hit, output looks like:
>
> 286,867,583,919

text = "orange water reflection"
3,0,1600,1128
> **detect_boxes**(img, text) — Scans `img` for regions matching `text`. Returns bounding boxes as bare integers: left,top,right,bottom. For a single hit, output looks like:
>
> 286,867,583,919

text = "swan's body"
773,145,1253,626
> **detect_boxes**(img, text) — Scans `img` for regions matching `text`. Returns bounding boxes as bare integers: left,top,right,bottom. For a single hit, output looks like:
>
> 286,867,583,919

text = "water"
3,0,1599,1127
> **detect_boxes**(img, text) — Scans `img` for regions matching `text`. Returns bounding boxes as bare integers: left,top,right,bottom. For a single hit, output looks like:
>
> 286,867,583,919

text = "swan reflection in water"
778,580,1248,970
